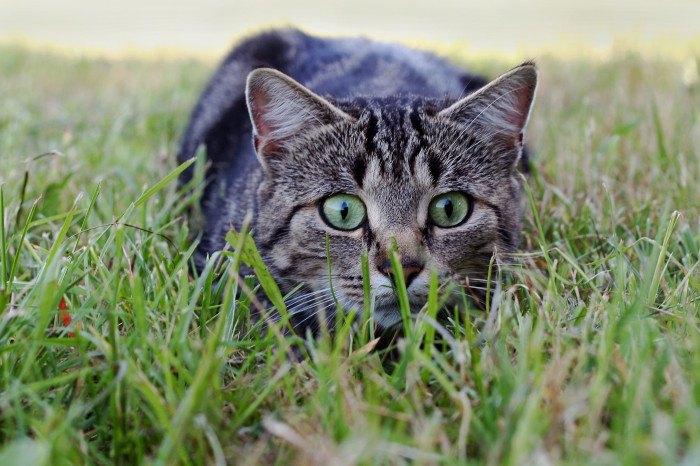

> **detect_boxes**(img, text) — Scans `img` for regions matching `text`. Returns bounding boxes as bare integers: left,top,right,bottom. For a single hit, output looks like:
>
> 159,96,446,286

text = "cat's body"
179,29,537,333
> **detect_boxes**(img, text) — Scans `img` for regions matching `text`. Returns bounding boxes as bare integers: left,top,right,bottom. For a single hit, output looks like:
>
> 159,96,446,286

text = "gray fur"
179,29,538,332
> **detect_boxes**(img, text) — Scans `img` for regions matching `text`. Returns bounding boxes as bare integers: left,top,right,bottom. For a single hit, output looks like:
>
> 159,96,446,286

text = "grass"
0,42,699,464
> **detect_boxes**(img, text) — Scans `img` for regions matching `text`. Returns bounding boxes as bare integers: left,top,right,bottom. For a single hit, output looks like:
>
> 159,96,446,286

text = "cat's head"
245,64,537,331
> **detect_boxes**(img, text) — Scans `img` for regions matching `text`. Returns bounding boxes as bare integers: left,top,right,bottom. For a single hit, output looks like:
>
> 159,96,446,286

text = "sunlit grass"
0,43,699,464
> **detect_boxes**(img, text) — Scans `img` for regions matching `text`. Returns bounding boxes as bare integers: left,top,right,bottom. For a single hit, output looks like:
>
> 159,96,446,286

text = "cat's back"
221,28,475,100
278,31,471,98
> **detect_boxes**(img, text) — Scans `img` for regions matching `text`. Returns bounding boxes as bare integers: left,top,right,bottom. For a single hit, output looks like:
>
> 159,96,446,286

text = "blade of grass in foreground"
225,229,286,316
647,210,680,306
154,272,231,466
388,237,415,390
388,237,412,334
7,199,37,294
361,245,374,343
17,199,76,381
133,157,196,210
72,183,100,253
0,185,7,290
325,232,340,332
421,270,440,360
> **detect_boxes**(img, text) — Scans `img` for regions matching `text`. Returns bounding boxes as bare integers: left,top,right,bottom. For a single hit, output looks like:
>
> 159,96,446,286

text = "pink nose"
379,261,423,288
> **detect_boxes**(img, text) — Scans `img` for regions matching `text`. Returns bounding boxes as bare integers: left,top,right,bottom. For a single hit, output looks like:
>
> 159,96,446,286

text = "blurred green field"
0,43,699,464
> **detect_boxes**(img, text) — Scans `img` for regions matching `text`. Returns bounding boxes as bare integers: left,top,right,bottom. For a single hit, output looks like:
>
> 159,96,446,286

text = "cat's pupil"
341,201,349,220
444,199,453,218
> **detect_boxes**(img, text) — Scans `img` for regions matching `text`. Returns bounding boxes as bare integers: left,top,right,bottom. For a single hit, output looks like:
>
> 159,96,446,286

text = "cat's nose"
379,260,423,288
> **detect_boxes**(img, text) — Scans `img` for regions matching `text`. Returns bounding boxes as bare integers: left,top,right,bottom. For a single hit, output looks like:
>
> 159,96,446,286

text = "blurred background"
1,0,698,58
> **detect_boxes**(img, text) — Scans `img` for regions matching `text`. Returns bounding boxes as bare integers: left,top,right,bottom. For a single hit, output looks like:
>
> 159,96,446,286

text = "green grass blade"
651,99,669,166
388,237,412,334
225,229,286,315
72,183,100,253
7,199,37,293
647,210,680,306
0,185,7,289
132,157,195,210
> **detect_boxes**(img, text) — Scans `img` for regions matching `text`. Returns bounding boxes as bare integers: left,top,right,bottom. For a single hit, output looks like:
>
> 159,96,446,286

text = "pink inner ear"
250,86,279,154
503,86,534,146
484,77,536,147
512,81,536,128
246,68,355,160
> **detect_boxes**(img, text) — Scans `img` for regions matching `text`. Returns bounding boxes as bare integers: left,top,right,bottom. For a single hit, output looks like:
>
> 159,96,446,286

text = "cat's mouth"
345,275,490,331
367,294,427,330
286,278,466,332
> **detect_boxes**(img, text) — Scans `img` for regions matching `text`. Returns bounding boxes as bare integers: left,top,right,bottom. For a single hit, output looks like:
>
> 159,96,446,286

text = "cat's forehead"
282,95,502,201
341,96,446,129
342,98,451,187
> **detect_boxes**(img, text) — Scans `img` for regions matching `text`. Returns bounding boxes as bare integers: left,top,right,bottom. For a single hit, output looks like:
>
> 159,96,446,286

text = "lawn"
0,42,699,464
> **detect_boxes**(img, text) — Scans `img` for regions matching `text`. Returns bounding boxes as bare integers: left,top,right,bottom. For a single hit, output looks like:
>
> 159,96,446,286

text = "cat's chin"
372,305,403,330
371,299,426,331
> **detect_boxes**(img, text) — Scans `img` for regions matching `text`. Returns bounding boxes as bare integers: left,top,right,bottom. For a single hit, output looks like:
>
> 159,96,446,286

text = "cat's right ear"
246,68,353,171
438,63,538,166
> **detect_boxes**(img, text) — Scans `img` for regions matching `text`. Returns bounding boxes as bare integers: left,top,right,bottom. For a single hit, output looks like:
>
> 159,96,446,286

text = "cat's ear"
246,68,353,169
438,63,537,153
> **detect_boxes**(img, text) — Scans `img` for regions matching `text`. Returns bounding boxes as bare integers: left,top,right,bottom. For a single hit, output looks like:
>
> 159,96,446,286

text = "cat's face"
246,65,537,330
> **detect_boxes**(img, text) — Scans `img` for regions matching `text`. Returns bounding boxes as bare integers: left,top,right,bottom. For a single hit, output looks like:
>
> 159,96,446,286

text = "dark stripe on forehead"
427,154,442,185
376,108,400,144
353,157,366,188
408,106,427,175
377,109,407,180
407,145,421,176
364,111,378,155
409,107,424,137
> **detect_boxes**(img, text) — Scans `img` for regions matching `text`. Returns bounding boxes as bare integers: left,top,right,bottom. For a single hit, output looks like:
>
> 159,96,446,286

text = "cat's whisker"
258,292,337,326
458,277,491,283
307,294,360,332
257,289,328,323
287,295,337,316
456,284,496,292
294,296,340,329
457,278,498,288
283,287,332,307
291,294,337,310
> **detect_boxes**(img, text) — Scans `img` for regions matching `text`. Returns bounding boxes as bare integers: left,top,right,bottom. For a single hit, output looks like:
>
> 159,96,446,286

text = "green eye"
321,194,367,230
428,192,470,227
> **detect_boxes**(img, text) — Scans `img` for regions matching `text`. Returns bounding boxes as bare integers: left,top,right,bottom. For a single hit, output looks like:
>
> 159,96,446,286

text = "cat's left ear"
438,63,538,159
246,68,354,171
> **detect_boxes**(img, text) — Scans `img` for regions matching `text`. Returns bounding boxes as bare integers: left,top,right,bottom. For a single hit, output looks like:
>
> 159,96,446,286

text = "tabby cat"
178,29,537,334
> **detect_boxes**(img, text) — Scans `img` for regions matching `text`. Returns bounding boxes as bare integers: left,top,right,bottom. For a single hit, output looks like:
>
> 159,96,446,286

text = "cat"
178,28,537,335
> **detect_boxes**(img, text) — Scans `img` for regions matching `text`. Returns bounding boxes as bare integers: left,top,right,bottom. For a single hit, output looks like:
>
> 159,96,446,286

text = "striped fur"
179,29,537,333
